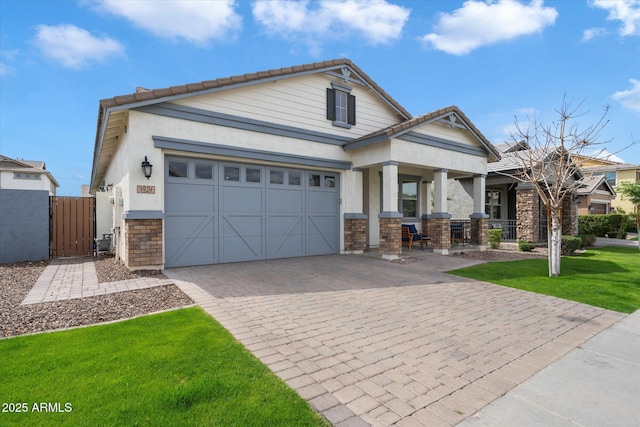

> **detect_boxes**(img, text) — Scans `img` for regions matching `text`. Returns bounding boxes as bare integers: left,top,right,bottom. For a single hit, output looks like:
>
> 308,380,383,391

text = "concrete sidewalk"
459,309,640,427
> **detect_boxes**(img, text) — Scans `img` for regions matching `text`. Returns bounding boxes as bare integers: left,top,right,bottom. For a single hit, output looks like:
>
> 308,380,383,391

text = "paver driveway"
165,254,623,427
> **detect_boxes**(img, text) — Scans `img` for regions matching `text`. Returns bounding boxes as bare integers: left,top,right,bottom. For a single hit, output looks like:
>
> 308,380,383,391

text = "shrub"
518,241,535,252
488,229,502,249
577,234,597,248
561,236,581,256
578,214,631,237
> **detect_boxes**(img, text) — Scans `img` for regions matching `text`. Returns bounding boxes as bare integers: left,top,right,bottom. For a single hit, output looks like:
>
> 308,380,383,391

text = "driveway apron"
166,254,623,427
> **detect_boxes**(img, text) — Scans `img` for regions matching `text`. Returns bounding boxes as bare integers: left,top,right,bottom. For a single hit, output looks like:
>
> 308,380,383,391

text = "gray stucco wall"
0,189,50,263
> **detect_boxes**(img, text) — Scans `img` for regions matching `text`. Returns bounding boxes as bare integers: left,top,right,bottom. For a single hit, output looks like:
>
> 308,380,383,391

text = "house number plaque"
137,185,155,194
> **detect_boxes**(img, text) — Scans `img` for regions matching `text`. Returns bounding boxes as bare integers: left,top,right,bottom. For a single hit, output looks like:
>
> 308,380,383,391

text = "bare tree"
499,98,610,276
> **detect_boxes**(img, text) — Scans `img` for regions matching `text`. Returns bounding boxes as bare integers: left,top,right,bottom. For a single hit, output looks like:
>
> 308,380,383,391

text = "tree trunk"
548,206,562,277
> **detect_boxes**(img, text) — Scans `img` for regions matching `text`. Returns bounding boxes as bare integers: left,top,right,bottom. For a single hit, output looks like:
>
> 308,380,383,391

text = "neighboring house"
0,155,59,195
450,141,580,243
581,158,640,214
575,175,616,215
90,59,500,270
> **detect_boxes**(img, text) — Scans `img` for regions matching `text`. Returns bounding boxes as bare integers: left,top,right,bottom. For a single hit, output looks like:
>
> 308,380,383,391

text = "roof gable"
343,106,501,161
98,58,411,119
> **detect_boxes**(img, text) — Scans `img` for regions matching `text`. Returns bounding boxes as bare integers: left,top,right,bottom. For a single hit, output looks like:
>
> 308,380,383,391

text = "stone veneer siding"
516,188,541,243
379,217,402,256
562,196,578,235
344,217,367,252
124,218,163,269
428,218,451,250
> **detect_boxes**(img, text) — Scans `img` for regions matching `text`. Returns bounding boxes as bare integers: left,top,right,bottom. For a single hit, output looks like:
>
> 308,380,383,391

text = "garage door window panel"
169,161,189,178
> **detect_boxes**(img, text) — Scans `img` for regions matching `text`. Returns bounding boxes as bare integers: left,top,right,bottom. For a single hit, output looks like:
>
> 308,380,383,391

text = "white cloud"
582,27,608,41
612,78,640,113
33,24,124,69
91,0,242,45
0,62,16,76
252,0,410,53
419,0,558,55
591,0,640,36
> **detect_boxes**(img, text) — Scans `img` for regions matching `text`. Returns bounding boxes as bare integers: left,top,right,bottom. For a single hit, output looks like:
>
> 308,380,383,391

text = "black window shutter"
326,88,336,121
347,94,356,125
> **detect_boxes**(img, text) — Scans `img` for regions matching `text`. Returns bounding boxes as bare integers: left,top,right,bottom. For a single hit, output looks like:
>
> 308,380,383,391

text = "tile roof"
344,105,501,161
97,58,411,118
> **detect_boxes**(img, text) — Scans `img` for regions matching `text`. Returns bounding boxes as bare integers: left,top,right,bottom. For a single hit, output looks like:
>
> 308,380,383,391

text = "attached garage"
165,156,340,267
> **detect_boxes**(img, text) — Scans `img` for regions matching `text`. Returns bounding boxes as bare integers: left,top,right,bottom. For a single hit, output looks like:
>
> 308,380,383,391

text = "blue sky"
1,0,638,196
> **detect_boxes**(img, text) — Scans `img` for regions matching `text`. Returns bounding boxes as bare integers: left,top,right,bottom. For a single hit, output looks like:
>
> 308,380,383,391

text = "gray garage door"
165,157,339,267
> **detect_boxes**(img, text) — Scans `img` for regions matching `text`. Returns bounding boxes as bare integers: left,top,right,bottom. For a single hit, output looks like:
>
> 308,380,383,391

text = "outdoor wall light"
141,156,153,179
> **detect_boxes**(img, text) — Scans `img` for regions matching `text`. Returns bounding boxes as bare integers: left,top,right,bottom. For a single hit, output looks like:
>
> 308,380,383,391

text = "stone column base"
379,215,402,259
124,218,163,270
428,216,451,255
470,217,488,251
344,214,367,253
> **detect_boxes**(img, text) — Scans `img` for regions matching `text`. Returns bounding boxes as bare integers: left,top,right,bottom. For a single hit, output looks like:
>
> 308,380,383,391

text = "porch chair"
402,224,424,251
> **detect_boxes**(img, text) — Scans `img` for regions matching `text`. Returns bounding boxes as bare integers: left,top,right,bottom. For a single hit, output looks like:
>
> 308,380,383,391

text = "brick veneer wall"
516,188,541,243
379,217,402,256
124,218,163,269
428,217,451,250
470,218,488,246
344,217,367,252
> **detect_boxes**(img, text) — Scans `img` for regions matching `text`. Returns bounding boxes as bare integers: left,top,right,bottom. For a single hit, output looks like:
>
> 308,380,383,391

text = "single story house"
0,155,59,196
449,141,581,243
90,59,500,269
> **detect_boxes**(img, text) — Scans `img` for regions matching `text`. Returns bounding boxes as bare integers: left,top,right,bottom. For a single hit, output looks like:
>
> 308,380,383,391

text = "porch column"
470,174,489,250
430,169,451,255
344,168,367,253
516,183,541,243
378,161,402,260
421,180,431,241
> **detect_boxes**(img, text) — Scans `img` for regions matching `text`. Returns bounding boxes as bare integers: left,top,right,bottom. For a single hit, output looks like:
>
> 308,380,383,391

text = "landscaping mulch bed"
0,258,193,339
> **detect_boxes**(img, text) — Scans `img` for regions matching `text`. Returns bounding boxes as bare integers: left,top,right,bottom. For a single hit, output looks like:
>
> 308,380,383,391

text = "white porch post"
433,169,448,215
378,161,402,260
471,174,486,216
343,168,367,254
470,174,489,251
381,161,399,214
431,169,451,255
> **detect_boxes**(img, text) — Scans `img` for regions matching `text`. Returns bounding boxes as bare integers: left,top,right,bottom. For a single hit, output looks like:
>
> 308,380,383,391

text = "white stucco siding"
134,110,350,166
171,74,403,139
415,121,483,147
0,170,56,195
391,140,487,175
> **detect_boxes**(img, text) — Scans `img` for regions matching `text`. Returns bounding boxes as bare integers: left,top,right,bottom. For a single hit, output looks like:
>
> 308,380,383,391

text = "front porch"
342,164,491,259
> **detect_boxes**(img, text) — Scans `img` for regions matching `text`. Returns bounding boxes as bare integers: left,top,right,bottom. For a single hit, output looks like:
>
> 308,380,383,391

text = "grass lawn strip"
0,307,329,426
448,246,640,314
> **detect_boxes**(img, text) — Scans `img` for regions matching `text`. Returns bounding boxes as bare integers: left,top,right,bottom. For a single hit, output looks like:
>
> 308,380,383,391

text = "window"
309,174,321,187
195,163,213,180
485,190,501,219
270,170,284,185
400,179,418,218
288,171,301,186
168,161,188,178
326,84,356,128
13,172,42,180
224,166,240,181
324,176,335,188
594,171,616,186
246,168,261,183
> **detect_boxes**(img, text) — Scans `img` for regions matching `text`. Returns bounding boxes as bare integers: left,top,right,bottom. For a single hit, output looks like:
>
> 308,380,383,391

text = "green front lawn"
0,307,328,426
448,246,640,313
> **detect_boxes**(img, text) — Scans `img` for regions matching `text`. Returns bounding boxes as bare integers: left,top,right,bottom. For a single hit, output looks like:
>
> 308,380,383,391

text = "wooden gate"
50,196,95,257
